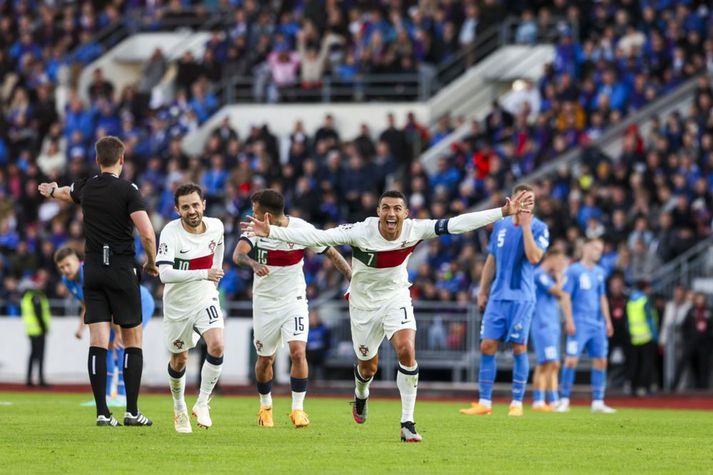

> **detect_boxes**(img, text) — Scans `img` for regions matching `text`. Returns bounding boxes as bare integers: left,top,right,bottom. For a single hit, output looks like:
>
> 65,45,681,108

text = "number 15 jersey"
241,216,326,312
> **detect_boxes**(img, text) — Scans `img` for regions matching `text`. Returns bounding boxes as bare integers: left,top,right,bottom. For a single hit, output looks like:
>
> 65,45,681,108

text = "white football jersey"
269,217,442,310
157,217,224,319
242,216,326,311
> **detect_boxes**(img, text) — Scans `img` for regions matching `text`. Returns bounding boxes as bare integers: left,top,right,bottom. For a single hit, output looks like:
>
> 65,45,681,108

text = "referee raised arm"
39,136,158,427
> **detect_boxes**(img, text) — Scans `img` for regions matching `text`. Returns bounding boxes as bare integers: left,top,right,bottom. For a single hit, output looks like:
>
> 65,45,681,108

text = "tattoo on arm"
326,247,352,281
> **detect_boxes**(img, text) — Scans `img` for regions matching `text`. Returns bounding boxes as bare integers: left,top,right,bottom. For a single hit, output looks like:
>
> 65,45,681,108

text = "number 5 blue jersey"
488,216,549,302
563,262,606,326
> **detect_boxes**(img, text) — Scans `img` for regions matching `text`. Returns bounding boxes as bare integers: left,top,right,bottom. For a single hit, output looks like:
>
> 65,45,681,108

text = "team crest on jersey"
209,240,216,252
173,339,185,350
359,345,369,357
288,242,295,249
401,241,408,248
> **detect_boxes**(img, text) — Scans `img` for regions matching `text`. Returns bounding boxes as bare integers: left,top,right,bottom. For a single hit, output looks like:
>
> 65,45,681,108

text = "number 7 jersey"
240,216,326,311
157,217,224,320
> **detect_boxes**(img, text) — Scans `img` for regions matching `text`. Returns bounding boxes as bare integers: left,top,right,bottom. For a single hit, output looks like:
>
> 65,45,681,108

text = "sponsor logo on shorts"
359,345,369,357
179,249,190,254
158,243,168,255
255,340,263,352
173,339,185,350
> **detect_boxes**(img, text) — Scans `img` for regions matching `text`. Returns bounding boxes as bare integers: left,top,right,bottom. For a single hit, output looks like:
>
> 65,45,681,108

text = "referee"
39,136,158,427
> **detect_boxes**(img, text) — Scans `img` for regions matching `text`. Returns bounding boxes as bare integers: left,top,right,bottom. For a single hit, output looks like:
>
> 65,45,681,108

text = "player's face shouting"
377,196,408,239
176,191,206,229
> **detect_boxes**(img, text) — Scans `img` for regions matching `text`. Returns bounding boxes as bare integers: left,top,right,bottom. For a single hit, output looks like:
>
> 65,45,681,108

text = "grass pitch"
0,392,711,474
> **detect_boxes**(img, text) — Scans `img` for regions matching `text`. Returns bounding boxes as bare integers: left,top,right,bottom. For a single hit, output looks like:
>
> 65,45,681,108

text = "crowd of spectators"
0,0,712,318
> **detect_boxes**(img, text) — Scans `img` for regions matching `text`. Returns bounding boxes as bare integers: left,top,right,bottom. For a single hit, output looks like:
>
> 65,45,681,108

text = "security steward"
39,136,158,427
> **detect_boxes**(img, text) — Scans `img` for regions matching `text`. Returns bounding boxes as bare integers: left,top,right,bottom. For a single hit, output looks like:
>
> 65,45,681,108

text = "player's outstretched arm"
233,239,269,277
241,213,356,248
158,264,224,283
38,182,74,203
325,247,352,281
435,190,534,237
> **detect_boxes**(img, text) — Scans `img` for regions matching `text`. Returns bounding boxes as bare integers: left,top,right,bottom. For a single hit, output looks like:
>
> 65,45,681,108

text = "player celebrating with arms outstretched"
243,189,532,442
234,190,351,429
157,184,226,433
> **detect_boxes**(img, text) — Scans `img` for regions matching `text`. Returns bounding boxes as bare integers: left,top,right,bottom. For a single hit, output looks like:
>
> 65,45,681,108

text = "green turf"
0,392,711,474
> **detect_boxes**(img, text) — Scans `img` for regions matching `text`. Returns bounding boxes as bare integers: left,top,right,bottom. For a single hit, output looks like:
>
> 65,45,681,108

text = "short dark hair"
54,246,80,263
95,136,125,167
251,189,285,215
544,248,564,259
513,183,534,195
174,183,204,206
378,190,407,207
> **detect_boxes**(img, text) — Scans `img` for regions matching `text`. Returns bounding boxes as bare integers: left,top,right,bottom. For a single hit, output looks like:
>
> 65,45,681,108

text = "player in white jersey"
233,190,352,428
156,184,226,433
243,189,532,442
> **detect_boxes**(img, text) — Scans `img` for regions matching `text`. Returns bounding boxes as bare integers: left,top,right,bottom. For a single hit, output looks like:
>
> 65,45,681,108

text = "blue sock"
591,368,606,401
560,366,575,398
105,349,115,397
532,389,545,404
478,354,496,402
512,352,529,403
546,390,559,404
116,347,126,396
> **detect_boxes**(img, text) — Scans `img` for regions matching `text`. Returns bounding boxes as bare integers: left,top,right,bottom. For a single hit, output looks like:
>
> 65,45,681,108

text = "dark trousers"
27,334,46,385
628,341,656,393
674,343,711,389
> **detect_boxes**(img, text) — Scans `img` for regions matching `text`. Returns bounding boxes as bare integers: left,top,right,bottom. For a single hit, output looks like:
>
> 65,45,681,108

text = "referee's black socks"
88,346,110,417
123,347,143,415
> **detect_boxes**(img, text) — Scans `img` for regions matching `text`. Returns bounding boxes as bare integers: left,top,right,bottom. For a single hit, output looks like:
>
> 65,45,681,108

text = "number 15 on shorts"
294,316,304,335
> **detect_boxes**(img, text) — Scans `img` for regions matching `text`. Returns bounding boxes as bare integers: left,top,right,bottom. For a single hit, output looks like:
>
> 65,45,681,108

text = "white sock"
397,363,419,423
292,391,306,411
169,374,186,412
196,360,222,406
354,366,372,399
510,400,523,408
592,399,604,407
478,399,492,407
260,392,272,407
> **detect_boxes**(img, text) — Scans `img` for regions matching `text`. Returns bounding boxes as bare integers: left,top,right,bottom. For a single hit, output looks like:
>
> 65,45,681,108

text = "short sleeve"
126,182,147,214
597,270,606,297
535,271,555,294
563,266,576,294
534,222,550,251
69,178,87,204
239,233,257,249
156,226,176,266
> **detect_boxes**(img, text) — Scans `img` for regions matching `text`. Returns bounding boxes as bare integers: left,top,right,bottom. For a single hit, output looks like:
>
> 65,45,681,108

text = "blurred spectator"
626,281,659,396
607,272,629,389
306,310,330,381
21,276,51,387
673,292,713,390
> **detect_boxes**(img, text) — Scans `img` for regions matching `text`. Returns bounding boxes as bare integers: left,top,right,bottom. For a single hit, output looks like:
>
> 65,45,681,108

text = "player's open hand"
252,263,270,277
240,213,272,237
207,268,225,282
501,190,534,217
144,262,159,277
38,182,58,198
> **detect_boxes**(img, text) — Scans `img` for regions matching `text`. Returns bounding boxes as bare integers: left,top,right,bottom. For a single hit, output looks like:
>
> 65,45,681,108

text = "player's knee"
208,341,224,358
290,346,306,363
480,339,497,355
358,359,378,379
256,355,274,370
512,343,527,355
564,357,578,368
593,358,607,370
171,352,188,371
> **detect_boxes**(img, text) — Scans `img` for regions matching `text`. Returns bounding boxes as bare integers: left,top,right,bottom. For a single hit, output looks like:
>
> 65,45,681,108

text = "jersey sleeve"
126,182,147,214
69,178,87,204
156,226,176,267
488,221,500,255
597,269,606,298
413,208,504,240
213,221,225,269
239,233,257,249
305,222,328,253
534,221,550,251
269,221,359,248
535,271,556,294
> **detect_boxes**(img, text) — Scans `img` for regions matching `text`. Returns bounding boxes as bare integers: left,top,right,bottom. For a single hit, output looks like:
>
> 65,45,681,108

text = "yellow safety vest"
21,290,51,336
626,295,652,346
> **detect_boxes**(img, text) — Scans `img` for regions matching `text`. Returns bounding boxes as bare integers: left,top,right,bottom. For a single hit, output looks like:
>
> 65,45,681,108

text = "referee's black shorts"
83,254,142,328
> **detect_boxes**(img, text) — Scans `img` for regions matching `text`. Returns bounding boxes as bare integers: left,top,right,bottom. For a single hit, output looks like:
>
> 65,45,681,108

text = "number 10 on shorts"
205,305,219,323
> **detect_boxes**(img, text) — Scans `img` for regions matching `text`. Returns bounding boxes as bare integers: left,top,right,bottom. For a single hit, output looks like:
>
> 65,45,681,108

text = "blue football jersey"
563,262,606,326
488,216,549,302
61,265,85,302
533,268,559,328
